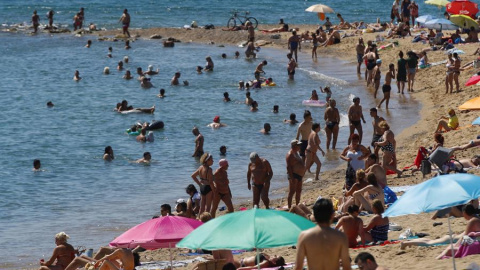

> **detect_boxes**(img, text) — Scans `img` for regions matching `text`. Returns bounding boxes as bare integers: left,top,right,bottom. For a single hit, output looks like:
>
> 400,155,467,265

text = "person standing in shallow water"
119,9,131,37
32,10,40,33
192,127,204,158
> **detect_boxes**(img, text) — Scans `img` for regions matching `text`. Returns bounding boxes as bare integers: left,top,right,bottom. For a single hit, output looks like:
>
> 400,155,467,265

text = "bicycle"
227,11,258,29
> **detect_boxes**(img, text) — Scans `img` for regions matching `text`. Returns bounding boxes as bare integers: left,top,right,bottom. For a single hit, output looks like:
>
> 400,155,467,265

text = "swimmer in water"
197,66,203,74
123,56,129,63
239,80,245,90
261,123,271,134
145,65,159,75
223,92,231,102
85,40,92,48
103,146,114,161
245,91,253,105
117,61,124,71
47,101,54,107
136,152,151,163
125,40,131,50
157,88,166,98
73,70,81,81
273,105,279,113
220,145,227,155
123,70,133,80
104,67,110,75
171,72,181,85
222,53,227,59
140,77,153,89
208,116,227,129
33,159,41,171
107,47,113,58
320,86,332,102
235,51,240,58
250,101,259,112
205,56,214,71
284,113,299,124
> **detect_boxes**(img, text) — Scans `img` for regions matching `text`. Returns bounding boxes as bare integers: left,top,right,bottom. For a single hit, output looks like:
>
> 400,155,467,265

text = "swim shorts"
300,140,308,157
397,72,407,82
371,134,382,147
288,69,295,76
123,23,130,31
357,54,364,64
382,84,391,93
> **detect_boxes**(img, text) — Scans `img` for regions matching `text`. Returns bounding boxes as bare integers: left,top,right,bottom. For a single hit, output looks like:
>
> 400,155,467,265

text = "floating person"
73,70,81,81
47,101,54,107
284,113,298,124
33,159,41,171
261,123,271,134
157,88,166,98
136,152,151,163
103,146,114,161
208,116,227,129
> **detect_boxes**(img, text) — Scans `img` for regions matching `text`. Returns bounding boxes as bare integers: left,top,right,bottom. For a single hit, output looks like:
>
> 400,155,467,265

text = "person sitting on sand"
140,77,153,89
260,18,289,33
432,199,479,220
353,173,384,213
234,254,285,269
364,154,387,189
65,247,140,270
171,72,181,85
354,252,389,270
338,169,369,212
335,13,353,29
436,204,480,259
335,204,365,247
322,29,341,47
362,199,389,243
73,70,81,81
284,113,298,124
123,70,133,80
136,152,151,163
39,232,75,270
435,109,459,133
103,146,114,161
144,65,159,75
294,198,352,270
208,116,227,129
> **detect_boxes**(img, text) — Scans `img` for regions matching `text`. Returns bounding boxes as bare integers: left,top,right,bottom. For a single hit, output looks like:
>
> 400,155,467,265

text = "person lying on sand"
65,246,139,270
259,18,289,33
234,254,285,269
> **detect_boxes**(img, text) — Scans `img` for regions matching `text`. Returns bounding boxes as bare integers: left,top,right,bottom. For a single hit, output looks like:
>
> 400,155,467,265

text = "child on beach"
435,109,459,133
320,86,332,102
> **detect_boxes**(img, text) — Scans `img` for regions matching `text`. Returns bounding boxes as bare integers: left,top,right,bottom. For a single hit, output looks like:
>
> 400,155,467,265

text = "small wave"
339,113,349,127
298,68,348,86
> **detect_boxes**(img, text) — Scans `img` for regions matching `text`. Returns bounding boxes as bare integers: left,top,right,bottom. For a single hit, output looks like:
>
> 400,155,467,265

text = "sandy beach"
89,25,480,269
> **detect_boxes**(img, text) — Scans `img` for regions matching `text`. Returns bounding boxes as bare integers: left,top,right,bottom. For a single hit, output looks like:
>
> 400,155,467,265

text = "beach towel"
352,240,401,249
389,185,413,193
137,256,208,270
454,241,480,258
262,262,295,270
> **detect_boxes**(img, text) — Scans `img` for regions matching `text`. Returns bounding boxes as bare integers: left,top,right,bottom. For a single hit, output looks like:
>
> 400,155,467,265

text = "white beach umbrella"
425,18,458,30
305,4,335,13
416,14,436,24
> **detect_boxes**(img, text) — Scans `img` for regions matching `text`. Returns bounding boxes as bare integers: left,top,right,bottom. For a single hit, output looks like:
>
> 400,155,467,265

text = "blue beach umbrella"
425,18,458,30
473,116,480,125
383,174,480,270
416,14,436,24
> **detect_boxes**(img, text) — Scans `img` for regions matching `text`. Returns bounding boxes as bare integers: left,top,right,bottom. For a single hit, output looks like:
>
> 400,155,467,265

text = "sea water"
0,1,424,269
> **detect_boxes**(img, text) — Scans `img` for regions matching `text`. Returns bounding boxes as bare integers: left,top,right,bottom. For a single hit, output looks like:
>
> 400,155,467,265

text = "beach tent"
446,0,478,18
384,174,480,270
459,96,480,110
177,208,315,270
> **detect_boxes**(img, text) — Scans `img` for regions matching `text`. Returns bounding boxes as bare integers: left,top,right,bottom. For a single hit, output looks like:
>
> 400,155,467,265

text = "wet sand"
92,26,480,269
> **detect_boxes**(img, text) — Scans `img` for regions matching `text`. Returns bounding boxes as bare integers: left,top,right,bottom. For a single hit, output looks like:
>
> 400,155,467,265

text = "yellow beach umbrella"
450,14,479,30
305,4,335,14
424,0,450,7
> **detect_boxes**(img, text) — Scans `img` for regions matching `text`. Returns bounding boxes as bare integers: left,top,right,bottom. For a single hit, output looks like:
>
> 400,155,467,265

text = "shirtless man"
324,99,340,150
210,159,234,217
136,152,151,163
245,38,257,58
287,53,296,80
192,127,204,158
171,72,181,85
377,63,395,109
365,154,387,189
284,113,298,124
47,10,54,29
288,31,301,62
305,123,326,180
119,9,131,38
254,60,267,80
348,97,366,144
247,152,273,208
286,140,306,208
335,204,365,247
136,129,147,142
247,21,255,42
32,11,40,33
245,91,253,105
295,198,351,270
296,110,313,162
456,155,480,170
354,252,388,270
372,60,382,98
369,108,385,147
33,159,41,171
356,38,366,74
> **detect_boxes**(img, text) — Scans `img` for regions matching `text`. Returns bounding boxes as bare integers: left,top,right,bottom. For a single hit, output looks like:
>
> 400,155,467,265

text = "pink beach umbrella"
110,215,203,249
464,74,480,86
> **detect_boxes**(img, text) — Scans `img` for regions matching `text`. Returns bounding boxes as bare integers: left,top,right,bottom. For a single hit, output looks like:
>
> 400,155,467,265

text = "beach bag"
204,24,215,30
474,60,480,68
383,186,397,204
421,159,431,176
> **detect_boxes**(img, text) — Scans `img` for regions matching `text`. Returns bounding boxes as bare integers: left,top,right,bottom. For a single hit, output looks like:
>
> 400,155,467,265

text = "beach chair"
428,147,464,175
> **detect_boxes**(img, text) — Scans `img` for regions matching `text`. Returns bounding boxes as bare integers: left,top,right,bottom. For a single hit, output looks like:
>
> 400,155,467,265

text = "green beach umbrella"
177,208,316,250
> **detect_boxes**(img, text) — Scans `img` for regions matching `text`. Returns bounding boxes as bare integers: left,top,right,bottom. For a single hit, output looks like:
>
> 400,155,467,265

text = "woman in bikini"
452,52,461,93
353,173,384,213
305,123,326,180
338,169,369,212
210,159,234,217
191,153,216,214
324,99,340,150
235,254,285,269
445,53,454,94
320,86,332,102
362,199,389,243
39,232,76,270
374,121,402,177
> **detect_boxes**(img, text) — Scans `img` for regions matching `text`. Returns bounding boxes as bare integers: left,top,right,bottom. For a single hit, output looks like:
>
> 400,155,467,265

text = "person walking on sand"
406,50,418,92
348,97,366,144
191,127,204,158
356,38,366,74
296,110,313,162
397,51,407,94
32,10,40,33
210,159,234,217
372,59,382,98
288,31,301,62
247,152,273,209
324,99,340,150
305,123,326,181
287,53,296,80
377,63,395,109
286,140,306,209
294,198,352,270
119,9,131,38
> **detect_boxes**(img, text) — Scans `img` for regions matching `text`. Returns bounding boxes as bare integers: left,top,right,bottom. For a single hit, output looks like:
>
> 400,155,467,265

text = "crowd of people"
31,3,480,270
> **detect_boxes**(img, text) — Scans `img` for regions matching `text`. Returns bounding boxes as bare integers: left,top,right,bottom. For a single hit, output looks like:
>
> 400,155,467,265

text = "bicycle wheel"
227,18,237,28
246,17,258,28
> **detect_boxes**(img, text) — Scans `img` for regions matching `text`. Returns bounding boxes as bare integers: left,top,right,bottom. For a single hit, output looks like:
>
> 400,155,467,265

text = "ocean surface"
0,1,424,269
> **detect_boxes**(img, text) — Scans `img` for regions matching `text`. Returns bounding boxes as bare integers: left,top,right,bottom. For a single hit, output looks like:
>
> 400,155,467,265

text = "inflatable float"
145,121,164,130
302,100,327,107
